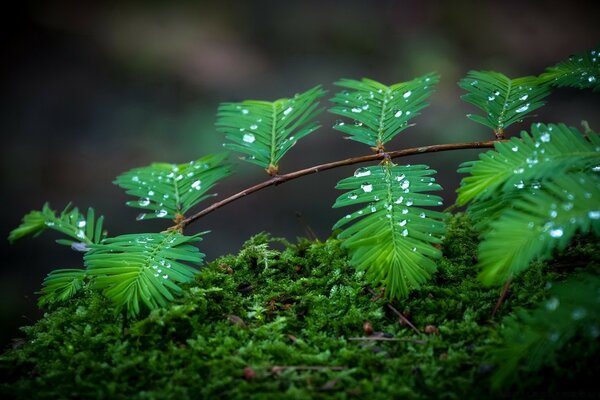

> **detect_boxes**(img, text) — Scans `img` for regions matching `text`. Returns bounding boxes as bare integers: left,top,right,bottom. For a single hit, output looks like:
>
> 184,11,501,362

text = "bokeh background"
2,1,599,347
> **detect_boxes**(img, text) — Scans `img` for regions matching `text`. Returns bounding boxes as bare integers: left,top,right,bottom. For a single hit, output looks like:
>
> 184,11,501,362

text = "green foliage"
217,85,325,173
540,48,600,91
3,224,597,399
8,203,105,248
114,153,231,221
457,123,599,206
329,73,439,148
491,273,600,389
477,173,600,284
84,232,205,317
458,71,550,133
333,162,445,298
38,269,86,307
457,123,600,285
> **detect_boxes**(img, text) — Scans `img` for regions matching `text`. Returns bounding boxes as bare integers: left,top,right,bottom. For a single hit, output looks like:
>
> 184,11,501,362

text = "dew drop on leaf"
516,104,530,113
546,297,560,311
139,198,150,207
191,180,201,190
283,107,293,116
394,110,403,118
354,168,371,178
361,183,373,193
243,133,256,143
540,133,551,143
403,91,412,99
156,209,168,218
549,228,563,238
588,210,600,220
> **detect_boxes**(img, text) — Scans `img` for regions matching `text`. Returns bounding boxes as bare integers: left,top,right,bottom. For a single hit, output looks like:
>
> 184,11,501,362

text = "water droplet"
156,209,168,218
493,90,500,96
550,210,558,218
351,107,362,113
571,307,587,320
77,220,86,228
592,166,600,172
394,110,403,117
514,181,525,189
487,95,495,101
550,228,563,238
348,192,358,200
361,183,373,193
513,168,524,174
241,109,249,114
191,180,201,190
283,107,293,116
400,180,410,190
401,229,409,237
394,196,404,204
148,190,155,196
399,220,407,227
540,133,551,142
527,221,535,229
250,124,258,130
395,174,406,182
362,104,369,110
547,332,560,342
546,297,560,311
519,94,528,101
136,213,146,221
403,91,412,99
511,146,519,152
405,200,413,206
76,230,85,239
139,198,151,207
243,133,256,143
132,176,140,182
162,274,169,279
516,104,530,113
370,206,377,213
354,168,371,178
588,210,600,220
589,76,597,83
345,214,351,219
401,208,409,215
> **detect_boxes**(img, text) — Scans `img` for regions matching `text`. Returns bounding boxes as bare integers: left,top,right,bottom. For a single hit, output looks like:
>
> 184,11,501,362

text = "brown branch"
176,140,501,230
348,337,427,344
492,277,512,318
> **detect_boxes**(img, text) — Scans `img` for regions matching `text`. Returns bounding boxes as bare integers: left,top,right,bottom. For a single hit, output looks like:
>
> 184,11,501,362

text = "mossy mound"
1,215,598,399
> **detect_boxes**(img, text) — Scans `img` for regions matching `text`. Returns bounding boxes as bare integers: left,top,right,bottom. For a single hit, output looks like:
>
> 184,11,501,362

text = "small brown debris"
439,352,448,361
287,334,297,342
218,264,234,274
243,367,255,380
424,325,439,335
363,321,373,336
320,378,339,391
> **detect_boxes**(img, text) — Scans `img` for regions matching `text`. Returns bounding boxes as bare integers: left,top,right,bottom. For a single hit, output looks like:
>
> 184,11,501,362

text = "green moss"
1,215,598,399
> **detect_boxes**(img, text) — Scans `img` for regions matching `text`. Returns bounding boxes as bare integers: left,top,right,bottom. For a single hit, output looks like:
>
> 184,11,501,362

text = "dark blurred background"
1,0,599,347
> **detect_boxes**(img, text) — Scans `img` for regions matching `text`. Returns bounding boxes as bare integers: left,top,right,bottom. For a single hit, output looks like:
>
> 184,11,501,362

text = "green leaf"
9,203,105,247
491,273,600,389
458,71,551,133
477,174,600,285
333,162,445,298
114,153,231,221
217,85,326,173
38,269,86,307
84,232,205,317
540,48,600,91
457,123,600,206
329,73,439,148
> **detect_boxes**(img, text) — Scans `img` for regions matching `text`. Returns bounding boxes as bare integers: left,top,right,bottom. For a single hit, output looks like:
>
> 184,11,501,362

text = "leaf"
540,48,600,92
329,73,439,148
217,85,326,173
477,173,600,285
9,203,105,247
38,269,86,307
458,71,551,133
456,123,600,206
84,232,205,316
114,153,231,221
332,162,446,298
491,273,600,389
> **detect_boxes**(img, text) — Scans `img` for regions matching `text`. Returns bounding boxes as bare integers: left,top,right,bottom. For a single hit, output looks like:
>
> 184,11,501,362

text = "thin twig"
270,365,347,372
348,337,427,344
177,140,501,229
492,277,512,317
366,288,421,334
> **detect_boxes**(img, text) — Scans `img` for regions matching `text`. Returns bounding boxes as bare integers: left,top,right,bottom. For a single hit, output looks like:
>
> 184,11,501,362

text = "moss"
1,215,598,399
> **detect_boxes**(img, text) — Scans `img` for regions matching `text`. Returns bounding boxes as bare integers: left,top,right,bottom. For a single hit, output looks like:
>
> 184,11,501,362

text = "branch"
177,140,501,230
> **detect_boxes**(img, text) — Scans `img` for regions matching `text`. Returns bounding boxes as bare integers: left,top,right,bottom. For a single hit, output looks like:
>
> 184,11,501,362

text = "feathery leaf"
477,173,600,285
491,273,600,389
333,162,445,298
9,203,105,248
217,85,326,173
38,269,86,307
84,232,204,317
114,153,231,221
329,73,439,148
458,71,551,133
540,47,600,91
457,123,599,206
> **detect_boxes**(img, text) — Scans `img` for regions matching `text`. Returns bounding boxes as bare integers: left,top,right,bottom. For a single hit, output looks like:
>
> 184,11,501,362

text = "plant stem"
177,140,501,229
